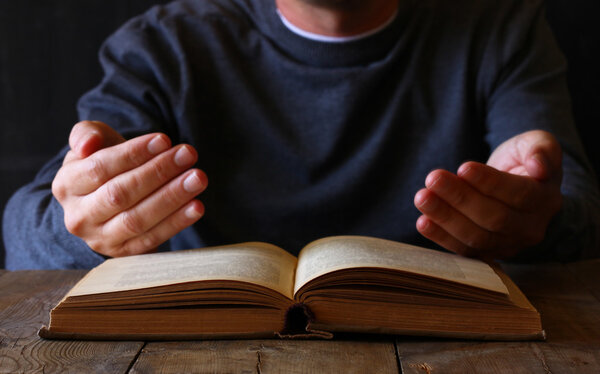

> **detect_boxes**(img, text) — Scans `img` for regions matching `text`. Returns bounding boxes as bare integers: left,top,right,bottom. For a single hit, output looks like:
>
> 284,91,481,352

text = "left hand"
413,130,563,260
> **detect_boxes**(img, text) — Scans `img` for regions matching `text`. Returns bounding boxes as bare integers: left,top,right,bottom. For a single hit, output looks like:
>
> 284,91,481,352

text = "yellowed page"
294,236,507,295
68,242,297,299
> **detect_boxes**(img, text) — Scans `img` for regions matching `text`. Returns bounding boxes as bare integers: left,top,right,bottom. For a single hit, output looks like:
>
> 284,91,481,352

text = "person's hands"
52,121,208,257
414,130,563,260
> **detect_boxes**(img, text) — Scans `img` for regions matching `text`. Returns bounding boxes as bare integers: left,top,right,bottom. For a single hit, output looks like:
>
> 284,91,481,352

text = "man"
4,0,599,269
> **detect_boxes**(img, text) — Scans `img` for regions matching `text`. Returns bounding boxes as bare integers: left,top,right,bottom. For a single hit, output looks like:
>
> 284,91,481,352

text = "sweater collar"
252,0,412,68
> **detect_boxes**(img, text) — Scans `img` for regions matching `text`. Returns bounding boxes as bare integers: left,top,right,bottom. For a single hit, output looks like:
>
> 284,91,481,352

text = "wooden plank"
525,261,600,373
130,339,400,374
530,343,600,374
397,341,551,374
530,296,600,343
504,262,600,343
396,262,600,374
567,259,600,301
397,340,599,374
0,270,143,373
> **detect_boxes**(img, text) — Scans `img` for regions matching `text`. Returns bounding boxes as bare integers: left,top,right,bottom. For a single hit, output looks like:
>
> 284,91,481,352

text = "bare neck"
275,0,399,37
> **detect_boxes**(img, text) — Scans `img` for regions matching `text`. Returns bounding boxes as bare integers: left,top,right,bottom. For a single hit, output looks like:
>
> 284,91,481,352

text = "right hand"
52,121,208,257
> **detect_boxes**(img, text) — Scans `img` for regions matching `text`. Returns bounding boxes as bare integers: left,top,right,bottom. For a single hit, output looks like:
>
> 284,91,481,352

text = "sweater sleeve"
480,2,600,261
3,11,180,269
3,150,107,269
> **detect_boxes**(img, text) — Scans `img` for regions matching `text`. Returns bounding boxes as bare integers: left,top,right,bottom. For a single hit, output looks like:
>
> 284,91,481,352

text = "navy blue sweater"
4,0,599,269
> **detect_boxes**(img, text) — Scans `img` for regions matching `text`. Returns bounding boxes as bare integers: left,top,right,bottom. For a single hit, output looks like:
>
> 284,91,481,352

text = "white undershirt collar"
277,8,399,43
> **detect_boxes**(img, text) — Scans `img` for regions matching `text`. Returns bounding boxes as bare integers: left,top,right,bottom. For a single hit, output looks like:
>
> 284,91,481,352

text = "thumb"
526,152,552,180
69,121,126,158
523,131,562,183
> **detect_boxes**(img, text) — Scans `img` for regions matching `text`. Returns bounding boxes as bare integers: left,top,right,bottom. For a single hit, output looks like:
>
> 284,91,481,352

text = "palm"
486,130,562,181
488,149,529,176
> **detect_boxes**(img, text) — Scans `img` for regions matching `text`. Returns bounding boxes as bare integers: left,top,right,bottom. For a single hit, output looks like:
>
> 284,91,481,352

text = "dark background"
0,0,170,268
1,1,598,268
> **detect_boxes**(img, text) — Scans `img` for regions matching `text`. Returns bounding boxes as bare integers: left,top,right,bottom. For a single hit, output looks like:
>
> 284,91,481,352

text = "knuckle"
125,142,149,166
63,212,85,236
103,180,132,210
85,157,108,186
149,159,169,184
117,244,135,257
140,232,161,251
51,175,67,201
120,236,158,257
86,238,106,254
162,184,184,207
120,211,146,236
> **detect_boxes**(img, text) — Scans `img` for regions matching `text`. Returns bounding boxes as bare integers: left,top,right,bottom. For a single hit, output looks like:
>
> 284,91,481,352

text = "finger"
525,149,562,183
116,200,205,257
457,162,547,211
520,130,562,181
424,169,523,234
487,130,562,182
63,150,78,165
69,121,127,158
416,215,474,257
414,188,500,253
62,133,174,196
85,144,201,221
101,168,208,246
416,213,523,260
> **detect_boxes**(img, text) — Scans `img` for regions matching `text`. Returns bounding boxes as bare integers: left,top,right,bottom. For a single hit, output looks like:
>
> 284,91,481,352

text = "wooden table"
1,261,599,373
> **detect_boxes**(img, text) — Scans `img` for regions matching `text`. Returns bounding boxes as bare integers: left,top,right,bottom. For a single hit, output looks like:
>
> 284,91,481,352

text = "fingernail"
183,172,204,192
75,133,93,151
147,135,169,155
416,215,432,233
76,132,101,157
174,146,194,167
425,173,442,190
185,204,203,219
416,193,436,211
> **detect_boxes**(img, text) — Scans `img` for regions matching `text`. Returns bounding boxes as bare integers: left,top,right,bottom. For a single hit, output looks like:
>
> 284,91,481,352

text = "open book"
39,236,544,341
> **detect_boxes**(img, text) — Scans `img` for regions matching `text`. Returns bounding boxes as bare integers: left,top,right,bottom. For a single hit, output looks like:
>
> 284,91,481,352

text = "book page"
68,242,297,299
294,236,507,295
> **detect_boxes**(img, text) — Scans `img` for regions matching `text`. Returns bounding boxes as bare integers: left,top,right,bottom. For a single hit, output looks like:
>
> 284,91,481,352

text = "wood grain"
505,263,600,343
397,341,549,374
0,270,143,373
397,339,599,374
3,262,600,373
396,263,600,374
130,339,400,374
